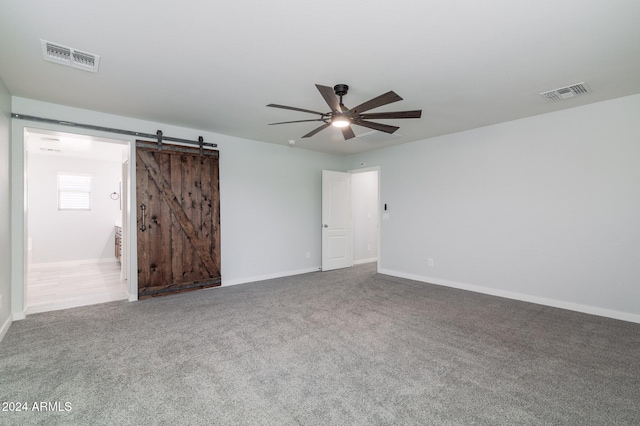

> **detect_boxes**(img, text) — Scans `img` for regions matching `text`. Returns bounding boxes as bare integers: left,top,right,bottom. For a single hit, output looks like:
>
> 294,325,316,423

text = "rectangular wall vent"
41,40,100,73
540,83,590,102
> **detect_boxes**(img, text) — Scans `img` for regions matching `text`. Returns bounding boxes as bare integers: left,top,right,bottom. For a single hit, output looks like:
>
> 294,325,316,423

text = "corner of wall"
0,75,13,341
0,304,12,342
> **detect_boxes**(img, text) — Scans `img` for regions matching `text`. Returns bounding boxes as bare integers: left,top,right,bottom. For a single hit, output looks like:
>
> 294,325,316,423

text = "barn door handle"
139,203,147,232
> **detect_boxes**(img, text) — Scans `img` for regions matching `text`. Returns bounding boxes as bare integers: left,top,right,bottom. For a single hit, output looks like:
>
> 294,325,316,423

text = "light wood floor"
26,260,128,315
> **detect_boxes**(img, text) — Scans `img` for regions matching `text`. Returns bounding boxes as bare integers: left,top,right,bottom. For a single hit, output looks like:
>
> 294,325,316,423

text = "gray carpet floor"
1,263,639,425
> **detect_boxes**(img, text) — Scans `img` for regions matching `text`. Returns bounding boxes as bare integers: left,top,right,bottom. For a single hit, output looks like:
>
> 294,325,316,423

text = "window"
58,173,92,210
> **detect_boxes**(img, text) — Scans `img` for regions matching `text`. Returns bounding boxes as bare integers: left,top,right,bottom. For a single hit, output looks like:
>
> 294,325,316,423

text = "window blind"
58,173,92,210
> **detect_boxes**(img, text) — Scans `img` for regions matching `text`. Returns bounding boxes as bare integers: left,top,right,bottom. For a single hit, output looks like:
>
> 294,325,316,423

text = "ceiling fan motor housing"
334,84,349,97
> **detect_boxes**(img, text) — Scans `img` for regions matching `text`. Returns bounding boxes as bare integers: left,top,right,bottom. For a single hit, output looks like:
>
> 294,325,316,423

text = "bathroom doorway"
24,128,129,314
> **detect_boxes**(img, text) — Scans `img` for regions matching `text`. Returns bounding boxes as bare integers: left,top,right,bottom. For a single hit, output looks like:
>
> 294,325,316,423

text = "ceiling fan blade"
341,126,356,140
302,123,331,138
359,110,422,120
353,120,400,134
269,119,325,125
267,104,325,116
315,84,341,113
350,91,403,114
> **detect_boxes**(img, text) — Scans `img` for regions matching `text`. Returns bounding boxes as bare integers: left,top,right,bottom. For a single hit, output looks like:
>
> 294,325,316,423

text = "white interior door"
322,170,353,271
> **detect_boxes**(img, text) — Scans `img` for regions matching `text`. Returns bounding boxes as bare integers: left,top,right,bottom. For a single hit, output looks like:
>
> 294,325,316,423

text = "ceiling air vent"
41,40,100,73
540,83,590,102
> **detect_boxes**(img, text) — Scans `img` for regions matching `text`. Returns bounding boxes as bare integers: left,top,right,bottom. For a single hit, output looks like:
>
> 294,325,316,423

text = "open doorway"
321,167,380,272
24,128,129,314
351,168,379,267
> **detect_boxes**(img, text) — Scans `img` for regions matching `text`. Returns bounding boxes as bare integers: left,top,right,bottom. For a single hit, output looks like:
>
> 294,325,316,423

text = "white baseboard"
354,258,378,265
12,311,25,321
29,258,118,269
222,267,319,287
0,314,12,343
378,268,640,324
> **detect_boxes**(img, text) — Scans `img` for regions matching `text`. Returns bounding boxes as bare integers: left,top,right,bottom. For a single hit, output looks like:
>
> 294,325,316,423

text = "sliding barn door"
136,142,221,298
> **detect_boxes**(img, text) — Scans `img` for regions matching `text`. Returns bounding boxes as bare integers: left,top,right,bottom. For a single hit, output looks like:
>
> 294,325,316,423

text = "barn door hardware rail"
11,113,217,148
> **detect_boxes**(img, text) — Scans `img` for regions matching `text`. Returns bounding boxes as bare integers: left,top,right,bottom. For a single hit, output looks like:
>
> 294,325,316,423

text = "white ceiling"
25,129,125,162
1,1,639,156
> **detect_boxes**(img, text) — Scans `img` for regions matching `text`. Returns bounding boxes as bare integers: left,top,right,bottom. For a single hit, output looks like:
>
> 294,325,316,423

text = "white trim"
0,314,12,342
11,311,26,321
222,267,319,287
25,292,128,316
354,257,377,265
378,268,640,324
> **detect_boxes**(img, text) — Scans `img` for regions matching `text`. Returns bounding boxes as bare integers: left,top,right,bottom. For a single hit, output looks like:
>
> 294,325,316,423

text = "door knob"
323,224,329,228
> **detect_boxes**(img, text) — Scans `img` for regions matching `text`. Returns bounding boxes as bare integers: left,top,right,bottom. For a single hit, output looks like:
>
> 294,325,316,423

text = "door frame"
11,124,138,319
320,166,381,273
348,166,381,273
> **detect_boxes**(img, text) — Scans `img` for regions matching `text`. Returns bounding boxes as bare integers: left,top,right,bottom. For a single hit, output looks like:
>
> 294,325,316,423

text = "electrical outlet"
367,244,371,251
306,251,311,258
428,258,434,267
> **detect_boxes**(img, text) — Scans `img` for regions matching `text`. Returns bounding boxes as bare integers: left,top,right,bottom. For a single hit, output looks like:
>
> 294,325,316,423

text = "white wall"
351,170,378,264
27,154,122,264
345,94,640,323
11,94,639,324
0,76,11,340
222,139,340,284
11,97,344,317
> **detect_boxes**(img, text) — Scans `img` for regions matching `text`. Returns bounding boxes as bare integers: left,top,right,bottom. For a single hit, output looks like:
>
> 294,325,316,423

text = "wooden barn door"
136,142,220,298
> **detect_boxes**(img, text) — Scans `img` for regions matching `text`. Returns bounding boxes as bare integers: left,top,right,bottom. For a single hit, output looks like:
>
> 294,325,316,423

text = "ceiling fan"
267,84,422,140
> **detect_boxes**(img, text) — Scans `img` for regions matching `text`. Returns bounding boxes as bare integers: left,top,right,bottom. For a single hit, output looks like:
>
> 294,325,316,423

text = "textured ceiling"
1,0,639,155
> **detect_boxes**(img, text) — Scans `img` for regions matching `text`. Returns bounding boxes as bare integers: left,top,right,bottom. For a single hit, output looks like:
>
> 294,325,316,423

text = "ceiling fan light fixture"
331,114,350,128
267,83,422,140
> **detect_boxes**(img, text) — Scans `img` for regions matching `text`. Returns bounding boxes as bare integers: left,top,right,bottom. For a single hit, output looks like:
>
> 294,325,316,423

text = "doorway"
24,128,130,314
351,168,379,266
321,167,380,271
